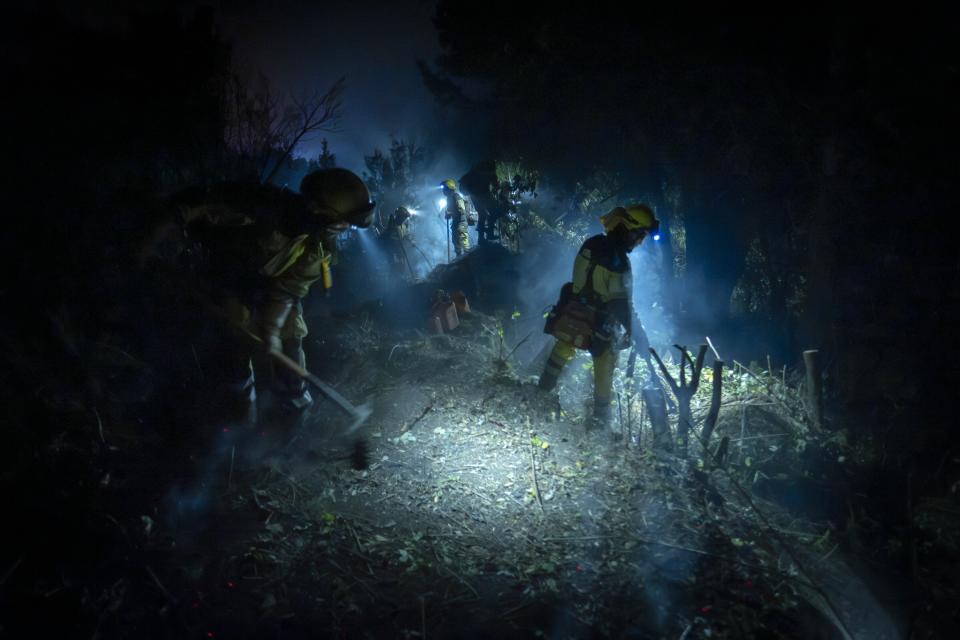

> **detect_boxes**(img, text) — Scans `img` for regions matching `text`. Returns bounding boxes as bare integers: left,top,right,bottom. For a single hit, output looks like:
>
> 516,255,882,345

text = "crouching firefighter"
384,206,415,277
180,168,375,426
539,204,660,428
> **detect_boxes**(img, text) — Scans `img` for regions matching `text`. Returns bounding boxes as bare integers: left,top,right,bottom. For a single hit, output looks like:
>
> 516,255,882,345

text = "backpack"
543,282,599,350
543,260,609,350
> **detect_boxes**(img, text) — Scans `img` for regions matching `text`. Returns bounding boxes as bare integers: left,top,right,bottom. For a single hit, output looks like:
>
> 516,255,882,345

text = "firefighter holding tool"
539,204,660,429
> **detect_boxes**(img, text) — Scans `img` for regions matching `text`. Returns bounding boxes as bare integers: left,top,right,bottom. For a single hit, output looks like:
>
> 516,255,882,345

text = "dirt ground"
88,309,905,639
3,297,939,639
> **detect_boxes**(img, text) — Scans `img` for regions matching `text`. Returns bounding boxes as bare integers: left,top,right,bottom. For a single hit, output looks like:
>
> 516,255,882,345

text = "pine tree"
318,138,337,168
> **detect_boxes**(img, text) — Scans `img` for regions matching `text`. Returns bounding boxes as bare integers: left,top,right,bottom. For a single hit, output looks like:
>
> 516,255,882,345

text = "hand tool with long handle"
240,326,372,433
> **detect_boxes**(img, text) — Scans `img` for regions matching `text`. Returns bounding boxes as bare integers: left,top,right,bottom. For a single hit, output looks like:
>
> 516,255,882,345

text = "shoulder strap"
578,260,601,304
261,233,311,277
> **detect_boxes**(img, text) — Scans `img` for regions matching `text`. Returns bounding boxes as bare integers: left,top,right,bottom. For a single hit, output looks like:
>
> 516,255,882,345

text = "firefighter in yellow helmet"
262,168,375,410
539,204,659,429
441,178,470,258
181,168,375,423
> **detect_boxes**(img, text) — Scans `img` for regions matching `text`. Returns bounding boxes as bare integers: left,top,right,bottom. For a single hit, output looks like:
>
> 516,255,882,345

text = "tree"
363,138,430,223
223,72,345,184
318,138,337,168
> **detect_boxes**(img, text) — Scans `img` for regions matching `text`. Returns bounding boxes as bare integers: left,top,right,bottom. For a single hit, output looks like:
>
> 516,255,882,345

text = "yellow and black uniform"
539,203,659,427
444,188,470,257
255,226,340,409
539,234,633,421
181,187,338,419
384,207,412,271
180,169,374,424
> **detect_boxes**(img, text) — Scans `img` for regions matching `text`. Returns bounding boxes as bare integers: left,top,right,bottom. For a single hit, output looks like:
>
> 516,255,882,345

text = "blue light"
652,233,661,241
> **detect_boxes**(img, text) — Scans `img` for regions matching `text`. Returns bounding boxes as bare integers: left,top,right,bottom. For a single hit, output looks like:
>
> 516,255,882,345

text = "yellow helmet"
600,204,659,234
441,178,457,191
300,168,376,228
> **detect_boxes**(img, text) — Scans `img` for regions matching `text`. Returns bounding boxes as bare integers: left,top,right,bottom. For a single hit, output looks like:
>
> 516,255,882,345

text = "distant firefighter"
384,206,415,276
540,204,660,429
441,178,471,258
178,168,375,424
459,160,537,247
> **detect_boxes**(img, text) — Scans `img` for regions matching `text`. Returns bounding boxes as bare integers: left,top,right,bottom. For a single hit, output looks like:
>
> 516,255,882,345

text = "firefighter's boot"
539,340,575,391
589,398,612,431
538,371,558,391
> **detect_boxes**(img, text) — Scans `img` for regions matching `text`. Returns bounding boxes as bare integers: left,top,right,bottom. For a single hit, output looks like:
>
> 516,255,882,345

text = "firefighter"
538,204,659,429
441,178,470,258
386,206,412,239
181,168,375,424
383,206,414,276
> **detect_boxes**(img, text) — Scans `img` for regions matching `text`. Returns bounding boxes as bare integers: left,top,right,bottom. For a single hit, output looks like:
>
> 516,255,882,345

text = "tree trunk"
642,388,670,450
803,349,823,431
702,359,724,447
676,388,694,454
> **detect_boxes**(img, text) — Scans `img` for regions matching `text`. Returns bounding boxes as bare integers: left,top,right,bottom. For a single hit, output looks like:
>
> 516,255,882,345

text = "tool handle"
626,347,638,379
273,347,366,420
241,326,362,419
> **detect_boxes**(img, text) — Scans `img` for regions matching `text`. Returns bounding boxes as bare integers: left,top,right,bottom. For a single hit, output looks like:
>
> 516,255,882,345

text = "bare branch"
689,345,708,395
648,347,679,395
222,68,346,183
263,77,346,183
705,335,722,361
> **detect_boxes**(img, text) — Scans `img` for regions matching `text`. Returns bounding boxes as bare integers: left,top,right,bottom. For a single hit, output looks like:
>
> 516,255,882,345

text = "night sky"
214,0,440,170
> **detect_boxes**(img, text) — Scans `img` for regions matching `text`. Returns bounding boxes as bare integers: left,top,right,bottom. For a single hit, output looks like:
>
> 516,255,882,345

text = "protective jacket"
444,191,468,225
383,211,412,272
572,233,633,343
540,233,635,424
178,183,336,413
444,190,470,256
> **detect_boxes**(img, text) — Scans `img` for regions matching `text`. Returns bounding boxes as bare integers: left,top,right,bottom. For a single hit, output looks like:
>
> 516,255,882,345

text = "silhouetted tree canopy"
427,4,960,451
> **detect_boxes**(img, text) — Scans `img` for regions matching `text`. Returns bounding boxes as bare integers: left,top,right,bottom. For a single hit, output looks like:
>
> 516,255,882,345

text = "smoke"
216,0,441,173
629,236,673,349
403,186,457,275
512,222,676,345
162,428,241,542
351,226,393,296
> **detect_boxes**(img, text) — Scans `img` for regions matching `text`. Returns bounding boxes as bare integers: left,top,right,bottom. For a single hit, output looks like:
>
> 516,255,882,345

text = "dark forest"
2,3,958,638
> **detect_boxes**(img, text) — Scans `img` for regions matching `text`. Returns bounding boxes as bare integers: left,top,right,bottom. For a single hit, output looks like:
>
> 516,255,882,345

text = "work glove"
609,320,631,351
595,316,630,351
